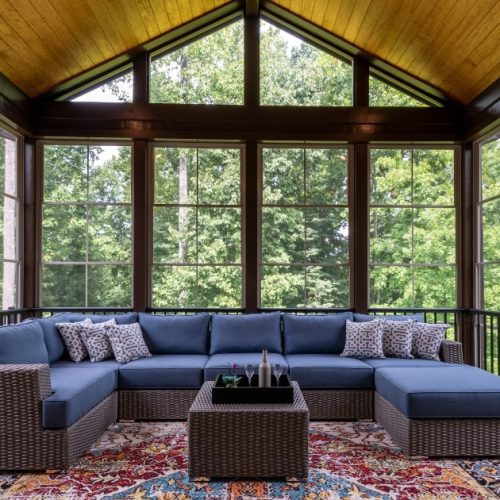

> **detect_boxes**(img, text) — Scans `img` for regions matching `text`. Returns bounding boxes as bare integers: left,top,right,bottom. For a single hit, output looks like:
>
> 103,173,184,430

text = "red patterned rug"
1,421,499,499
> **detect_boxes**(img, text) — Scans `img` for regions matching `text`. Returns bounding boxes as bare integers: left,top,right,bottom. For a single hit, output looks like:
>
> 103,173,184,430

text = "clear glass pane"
414,208,455,264
369,265,413,308
153,207,196,263
413,149,454,205
483,199,500,262
1,196,17,261
41,264,86,306
0,261,18,309
198,148,240,205
154,148,197,204
370,149,412,205
369,75,428,107
481,137,500,201
44,145,88,202
306,266,349,307
263,148,304,204
197,266,242,307
370,208,412,264
198,208,241,264
88,265,132,307
88,206,132,262
260,19,352,106
88,145,131,202
306,208,349,264
260,265,305,307
70,70,133,102
414,266,456,308
42,205,86,261
152,265,197,307
262,207,305,264
0,134,17,196
150,20,244,105
306,148,348,205
484,264,500,311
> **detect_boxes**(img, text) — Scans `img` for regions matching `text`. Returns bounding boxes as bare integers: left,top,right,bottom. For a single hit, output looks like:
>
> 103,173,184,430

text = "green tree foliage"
71,71,133,102
369,75,428,107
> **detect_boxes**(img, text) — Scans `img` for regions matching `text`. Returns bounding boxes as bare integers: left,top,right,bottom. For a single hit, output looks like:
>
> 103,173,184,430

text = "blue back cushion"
139,313,210,354
283,312,354,354
210,312,282,354
86,312,138,324
0,321,49,364
354,313,424,323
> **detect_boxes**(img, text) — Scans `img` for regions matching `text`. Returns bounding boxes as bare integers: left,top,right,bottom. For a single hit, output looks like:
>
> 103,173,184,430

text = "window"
261,147,350,307
150,20,244,104
41,144,132,306
369,73,429,107
477,135,500,311
0,128,20,308
152,145,242,307
260,20,352,106
68,70,133,102
369,148,456,307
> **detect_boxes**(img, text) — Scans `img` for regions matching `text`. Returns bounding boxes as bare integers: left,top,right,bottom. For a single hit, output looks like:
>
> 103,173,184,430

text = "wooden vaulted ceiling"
0,0,498,103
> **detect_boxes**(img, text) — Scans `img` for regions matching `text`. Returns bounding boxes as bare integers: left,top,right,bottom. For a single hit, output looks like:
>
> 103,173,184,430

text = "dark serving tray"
212,374,294,404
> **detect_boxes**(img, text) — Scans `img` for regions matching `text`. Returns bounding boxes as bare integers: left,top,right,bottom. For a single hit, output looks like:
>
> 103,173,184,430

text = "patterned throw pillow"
56,318,92,362
80,319,116,362
412,323,449,360
341,319,385,359
105,323,151,364
381,319,414,358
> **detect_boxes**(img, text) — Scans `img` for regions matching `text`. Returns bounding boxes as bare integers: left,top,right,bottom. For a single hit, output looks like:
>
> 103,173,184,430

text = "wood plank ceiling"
0,0,498,103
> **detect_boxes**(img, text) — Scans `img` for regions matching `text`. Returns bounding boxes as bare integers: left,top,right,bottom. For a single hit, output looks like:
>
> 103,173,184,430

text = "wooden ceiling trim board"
190,0,206,19
101,0,140,49
302,0,316,22
456,53,500,104
344,0,372,43
121,0,151,41
333,0,355,38
136,0,162,40
321,0,343,32
163,0,183,28
309,0,329,28
356,0,388,49
384,4,421,62
176,0,195,24
150,0,173,36
364,0,405,55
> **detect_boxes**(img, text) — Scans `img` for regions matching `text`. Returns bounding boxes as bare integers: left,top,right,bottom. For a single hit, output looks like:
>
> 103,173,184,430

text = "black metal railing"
472,310,499,375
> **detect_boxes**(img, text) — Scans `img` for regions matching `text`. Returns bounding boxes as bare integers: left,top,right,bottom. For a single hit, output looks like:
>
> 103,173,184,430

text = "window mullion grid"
85,145,90,308
195,148,200,307
410,149,416,308
303,148,307,306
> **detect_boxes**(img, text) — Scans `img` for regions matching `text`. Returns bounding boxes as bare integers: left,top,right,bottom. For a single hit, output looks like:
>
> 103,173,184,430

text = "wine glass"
244,364,255,386
272,363,283,386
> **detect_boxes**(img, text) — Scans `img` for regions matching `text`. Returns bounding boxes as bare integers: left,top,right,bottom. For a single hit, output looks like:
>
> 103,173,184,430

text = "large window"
261,147,350,307
369,72,429,107
260,20,352,106
477,135,500,311
68,70,133,103
152,145,242,307
369,148,456,307
0,128,20,308
41,144,132,306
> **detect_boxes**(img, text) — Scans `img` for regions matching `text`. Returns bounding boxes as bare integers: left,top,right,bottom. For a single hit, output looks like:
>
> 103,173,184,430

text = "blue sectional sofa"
0,310,499,469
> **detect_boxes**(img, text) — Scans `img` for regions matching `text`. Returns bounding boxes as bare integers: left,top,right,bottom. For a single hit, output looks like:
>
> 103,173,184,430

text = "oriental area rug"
1,421,499,499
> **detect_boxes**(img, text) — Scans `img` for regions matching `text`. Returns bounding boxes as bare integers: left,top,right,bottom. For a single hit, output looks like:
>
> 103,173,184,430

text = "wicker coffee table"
188,381,309,480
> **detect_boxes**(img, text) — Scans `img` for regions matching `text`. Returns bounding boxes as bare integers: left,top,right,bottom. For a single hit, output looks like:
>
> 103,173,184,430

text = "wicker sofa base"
375,392,500,457
119,389,199,420
303,389,373,420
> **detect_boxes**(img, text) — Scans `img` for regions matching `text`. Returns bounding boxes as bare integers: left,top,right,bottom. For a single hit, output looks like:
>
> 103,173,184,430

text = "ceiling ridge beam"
246,0,260,17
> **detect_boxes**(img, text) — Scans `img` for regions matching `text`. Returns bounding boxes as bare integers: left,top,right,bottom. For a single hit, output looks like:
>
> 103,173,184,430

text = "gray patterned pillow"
412,323,449,360
382,319,414,358
56,318,92,362
341,319,385,359
80,319,116,362
105,323,151,364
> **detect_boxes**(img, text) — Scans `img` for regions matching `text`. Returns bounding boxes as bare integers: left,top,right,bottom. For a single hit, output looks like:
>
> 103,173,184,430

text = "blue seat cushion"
210,312,282,354
205,353,288,381
118,355,208,389
43,365,117,428
286,354,374,389
0,321,49,364
138,313,210,355
375,366,500,418
283,312,353,355
363,358,452,369
354,313,424,323
50,359,122,370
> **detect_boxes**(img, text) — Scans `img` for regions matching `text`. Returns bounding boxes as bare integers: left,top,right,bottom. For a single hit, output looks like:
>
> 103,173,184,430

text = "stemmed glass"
273,363,283,386
244,364,255,386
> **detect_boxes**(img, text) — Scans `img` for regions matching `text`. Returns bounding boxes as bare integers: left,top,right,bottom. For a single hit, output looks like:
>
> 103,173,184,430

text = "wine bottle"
259,348,271,388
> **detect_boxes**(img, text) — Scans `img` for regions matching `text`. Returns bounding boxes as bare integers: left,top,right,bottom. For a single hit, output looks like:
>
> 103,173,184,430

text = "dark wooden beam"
351,143,369,312
464,78,500,141
245,0,260,17
133,53,149,104
0,74,33,135
35,102,463,141
244,13,260,105
353,58,369,107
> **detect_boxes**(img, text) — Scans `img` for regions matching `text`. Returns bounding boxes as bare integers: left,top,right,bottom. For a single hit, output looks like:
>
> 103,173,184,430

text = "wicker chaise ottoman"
188,381,309,480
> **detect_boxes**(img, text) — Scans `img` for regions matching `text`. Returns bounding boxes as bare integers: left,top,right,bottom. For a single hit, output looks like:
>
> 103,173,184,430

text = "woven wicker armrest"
440,340,464,364
0,364,52,427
